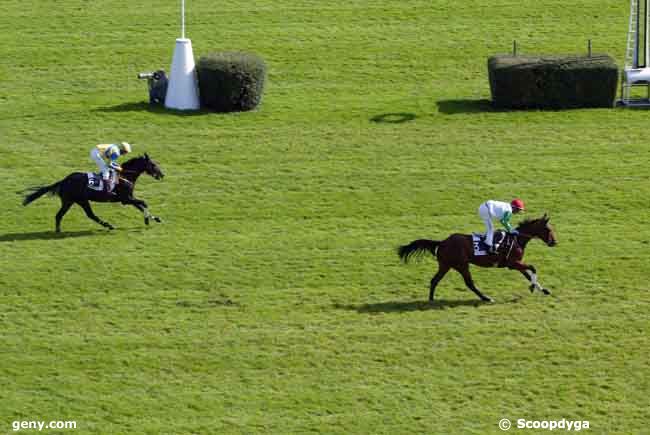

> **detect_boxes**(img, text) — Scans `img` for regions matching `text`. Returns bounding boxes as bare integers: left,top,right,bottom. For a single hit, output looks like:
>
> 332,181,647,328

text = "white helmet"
120,142,132,153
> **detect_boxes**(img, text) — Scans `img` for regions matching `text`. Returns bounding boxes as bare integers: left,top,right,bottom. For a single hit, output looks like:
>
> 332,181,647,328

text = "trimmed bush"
488,54,618,109
196,52,267,112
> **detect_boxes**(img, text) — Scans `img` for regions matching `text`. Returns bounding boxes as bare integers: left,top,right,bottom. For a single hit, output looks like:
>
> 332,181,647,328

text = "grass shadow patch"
337,294,524,313
0,230,101,242
176,298,239,309
336,299,485,313
95,102,210,117
370,112,417,124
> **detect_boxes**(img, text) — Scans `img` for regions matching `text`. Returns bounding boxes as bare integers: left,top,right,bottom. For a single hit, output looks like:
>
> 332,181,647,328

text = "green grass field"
1,1,649,434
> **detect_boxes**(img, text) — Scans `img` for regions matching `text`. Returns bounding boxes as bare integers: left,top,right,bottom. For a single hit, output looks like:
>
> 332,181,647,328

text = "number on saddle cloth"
86,172,116,192
472,230,507,256
87,173,104,191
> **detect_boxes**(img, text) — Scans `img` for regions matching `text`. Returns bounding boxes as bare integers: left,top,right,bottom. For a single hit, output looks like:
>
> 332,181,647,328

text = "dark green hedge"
488,54,618,109
196,52,267,112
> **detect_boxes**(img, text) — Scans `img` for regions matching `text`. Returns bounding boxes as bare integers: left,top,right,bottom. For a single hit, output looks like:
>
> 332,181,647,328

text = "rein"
504,238,516,263
502,232,527,264
118,177,134,187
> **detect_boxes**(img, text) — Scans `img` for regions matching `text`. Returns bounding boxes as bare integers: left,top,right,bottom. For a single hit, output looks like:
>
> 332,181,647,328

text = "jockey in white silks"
478,199,525,253
90,142,131,193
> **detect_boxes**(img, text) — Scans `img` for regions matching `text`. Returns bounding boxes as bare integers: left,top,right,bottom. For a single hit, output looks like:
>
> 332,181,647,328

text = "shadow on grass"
95,102,210,117
337,295,523,313
336,299,484,313
436,99,498,114
0,226,146,242
0,230,100,242
370,112,418,124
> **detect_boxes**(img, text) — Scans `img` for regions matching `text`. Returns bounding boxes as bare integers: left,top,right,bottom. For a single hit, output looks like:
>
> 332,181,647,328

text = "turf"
1,1,649,434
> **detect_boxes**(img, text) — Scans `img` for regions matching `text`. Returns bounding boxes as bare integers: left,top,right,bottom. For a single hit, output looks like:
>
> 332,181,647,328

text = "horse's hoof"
153,216,161,223
542,288,551,295
529,284,536,293
145,218,150,225
482,297,495,303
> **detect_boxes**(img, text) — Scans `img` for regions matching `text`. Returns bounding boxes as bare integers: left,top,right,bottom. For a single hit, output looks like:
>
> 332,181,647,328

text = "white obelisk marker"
165,0,200,110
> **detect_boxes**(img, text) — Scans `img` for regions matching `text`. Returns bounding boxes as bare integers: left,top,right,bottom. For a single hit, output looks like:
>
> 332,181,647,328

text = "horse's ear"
144,152,150,160
543,213,549,222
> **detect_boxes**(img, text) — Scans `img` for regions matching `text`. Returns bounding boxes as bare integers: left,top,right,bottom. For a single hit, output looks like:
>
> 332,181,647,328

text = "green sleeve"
500,211,513,231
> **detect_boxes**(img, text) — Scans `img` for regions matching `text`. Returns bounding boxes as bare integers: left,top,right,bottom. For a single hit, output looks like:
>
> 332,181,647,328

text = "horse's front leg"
509,262,550,295
123,197,161,225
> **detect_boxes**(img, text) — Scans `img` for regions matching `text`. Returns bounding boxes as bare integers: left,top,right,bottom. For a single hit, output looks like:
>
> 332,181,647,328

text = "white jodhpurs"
478,203,495,247
90,149,117,189
90,149,110,179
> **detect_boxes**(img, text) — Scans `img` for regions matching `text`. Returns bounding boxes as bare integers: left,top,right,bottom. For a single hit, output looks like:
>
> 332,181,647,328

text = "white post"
181,0,185,39
643,0,650,68
632,0,641,68
165,0,200,110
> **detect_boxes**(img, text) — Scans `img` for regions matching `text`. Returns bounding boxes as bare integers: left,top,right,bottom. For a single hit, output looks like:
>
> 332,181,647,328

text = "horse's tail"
397,239,440,263
22,181,61,206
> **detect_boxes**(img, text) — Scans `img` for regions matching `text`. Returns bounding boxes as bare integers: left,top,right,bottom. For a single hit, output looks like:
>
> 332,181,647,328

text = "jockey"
90,142,132,193
478,199,525,253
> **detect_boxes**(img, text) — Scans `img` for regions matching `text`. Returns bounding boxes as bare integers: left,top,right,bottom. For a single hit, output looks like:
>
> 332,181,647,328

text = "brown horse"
398,215,557,302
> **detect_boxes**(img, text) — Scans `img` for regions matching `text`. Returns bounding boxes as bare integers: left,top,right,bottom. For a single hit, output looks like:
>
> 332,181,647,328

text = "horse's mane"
121,155,147,169
516,217,543,230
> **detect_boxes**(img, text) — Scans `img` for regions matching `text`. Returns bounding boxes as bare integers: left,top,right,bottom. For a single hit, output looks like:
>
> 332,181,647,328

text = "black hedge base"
488,54,618,110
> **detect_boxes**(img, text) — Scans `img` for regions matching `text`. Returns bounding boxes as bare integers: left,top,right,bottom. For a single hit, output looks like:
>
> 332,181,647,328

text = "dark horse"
398,215,557,302
23,154,164,232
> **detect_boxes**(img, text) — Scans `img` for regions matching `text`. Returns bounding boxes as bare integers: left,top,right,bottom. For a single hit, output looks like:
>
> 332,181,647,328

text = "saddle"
87,172,116,193
472,231,508,256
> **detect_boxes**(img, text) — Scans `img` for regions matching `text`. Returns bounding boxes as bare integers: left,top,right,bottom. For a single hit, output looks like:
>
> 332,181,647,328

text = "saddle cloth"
87,172,115,192
472,231,506,256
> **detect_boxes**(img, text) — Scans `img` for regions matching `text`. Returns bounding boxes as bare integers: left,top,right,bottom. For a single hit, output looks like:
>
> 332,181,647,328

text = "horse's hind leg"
455,265,494,302
55,200,73,233
78,200,114,230
429,264,450,302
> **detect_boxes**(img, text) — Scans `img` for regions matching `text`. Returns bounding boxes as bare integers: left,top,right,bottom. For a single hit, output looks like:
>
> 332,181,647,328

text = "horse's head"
122,154,164,181
517,214,557,247
142,153,164,180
